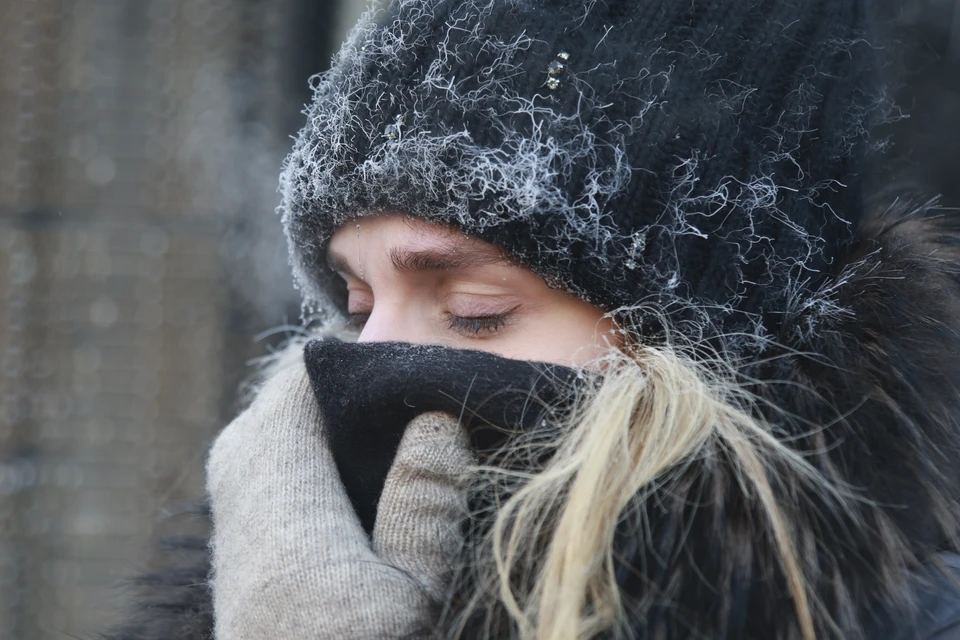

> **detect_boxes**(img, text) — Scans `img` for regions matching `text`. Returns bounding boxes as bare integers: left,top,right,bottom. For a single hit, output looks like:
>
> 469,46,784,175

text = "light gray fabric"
206,344,474,638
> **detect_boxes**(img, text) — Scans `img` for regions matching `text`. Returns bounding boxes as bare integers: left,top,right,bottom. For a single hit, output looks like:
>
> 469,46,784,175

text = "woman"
107,0,960,638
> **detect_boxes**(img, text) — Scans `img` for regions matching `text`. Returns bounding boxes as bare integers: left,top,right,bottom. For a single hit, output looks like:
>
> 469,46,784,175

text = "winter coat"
103,203,960,639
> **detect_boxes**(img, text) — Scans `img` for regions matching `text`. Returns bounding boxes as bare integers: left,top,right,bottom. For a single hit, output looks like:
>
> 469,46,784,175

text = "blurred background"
0,1,957,638
0,0,366,637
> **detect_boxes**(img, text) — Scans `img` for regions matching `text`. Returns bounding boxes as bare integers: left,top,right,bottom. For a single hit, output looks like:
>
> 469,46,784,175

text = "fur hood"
103,201,960,639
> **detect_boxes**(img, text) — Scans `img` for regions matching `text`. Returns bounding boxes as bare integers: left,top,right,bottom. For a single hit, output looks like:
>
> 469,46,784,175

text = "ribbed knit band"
282,0,884,352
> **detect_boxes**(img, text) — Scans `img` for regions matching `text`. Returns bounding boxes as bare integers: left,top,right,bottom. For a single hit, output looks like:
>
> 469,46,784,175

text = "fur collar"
444,200,960,639
620,200,960,637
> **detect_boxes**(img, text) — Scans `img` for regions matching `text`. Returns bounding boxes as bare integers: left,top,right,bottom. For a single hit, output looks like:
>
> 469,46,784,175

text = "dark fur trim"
741,200,960,637
101,502,213,640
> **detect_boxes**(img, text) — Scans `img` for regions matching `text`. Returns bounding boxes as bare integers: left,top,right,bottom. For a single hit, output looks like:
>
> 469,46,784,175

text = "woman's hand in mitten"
206,343,474,639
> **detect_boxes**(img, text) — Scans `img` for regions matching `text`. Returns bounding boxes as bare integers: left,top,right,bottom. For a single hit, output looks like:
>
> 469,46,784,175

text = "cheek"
491,304,616,367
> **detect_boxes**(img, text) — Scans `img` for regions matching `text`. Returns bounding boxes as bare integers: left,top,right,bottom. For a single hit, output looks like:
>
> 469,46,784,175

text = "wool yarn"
282,0,886,352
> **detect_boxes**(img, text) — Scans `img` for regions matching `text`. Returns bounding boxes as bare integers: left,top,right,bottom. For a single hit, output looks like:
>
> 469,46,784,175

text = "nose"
356,303,421,344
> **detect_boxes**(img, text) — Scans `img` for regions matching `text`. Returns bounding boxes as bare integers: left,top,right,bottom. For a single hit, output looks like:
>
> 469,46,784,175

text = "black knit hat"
281,0,883,353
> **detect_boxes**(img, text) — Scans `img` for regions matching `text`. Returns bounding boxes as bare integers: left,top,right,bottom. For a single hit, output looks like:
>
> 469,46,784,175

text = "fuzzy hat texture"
281,0,886,353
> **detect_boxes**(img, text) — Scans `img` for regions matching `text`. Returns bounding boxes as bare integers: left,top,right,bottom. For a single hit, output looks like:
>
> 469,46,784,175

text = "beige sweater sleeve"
206,344,474,639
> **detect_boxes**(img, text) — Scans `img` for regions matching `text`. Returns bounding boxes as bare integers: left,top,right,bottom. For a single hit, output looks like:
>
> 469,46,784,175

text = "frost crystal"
279,0,887,352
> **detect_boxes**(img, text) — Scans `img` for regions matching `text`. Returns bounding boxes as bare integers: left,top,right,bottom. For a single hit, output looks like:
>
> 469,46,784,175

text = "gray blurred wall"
0,1,361,637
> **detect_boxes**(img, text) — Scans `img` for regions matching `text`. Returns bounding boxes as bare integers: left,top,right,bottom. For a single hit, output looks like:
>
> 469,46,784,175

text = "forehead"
328,213,496,254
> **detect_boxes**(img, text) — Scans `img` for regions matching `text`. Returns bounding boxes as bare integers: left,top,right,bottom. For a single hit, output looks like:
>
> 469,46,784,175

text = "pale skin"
326,213,619,368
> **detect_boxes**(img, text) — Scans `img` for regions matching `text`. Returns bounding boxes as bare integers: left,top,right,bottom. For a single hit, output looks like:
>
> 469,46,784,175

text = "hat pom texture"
281,0,885,352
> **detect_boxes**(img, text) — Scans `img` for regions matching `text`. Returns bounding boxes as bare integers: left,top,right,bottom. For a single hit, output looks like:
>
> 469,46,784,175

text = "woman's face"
326,214,618,367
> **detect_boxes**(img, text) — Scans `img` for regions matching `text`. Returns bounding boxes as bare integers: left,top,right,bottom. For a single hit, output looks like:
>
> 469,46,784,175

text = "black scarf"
303,339,585,534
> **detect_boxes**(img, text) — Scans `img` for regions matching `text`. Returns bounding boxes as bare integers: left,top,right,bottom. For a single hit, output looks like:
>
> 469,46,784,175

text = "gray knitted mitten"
206,344,474,639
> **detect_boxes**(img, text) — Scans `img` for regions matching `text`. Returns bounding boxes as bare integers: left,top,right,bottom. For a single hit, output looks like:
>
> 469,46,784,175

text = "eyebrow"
326,244,505,279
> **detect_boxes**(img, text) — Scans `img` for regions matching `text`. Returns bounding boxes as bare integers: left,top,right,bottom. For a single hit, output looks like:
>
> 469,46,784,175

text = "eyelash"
345,311,511,337
445,312,511,336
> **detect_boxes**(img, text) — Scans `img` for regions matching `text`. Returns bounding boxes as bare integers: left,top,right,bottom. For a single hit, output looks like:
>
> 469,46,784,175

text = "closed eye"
444,311,513,336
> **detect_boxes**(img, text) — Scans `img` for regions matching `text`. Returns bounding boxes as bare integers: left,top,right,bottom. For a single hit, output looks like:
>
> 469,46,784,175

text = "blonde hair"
450,334,848,640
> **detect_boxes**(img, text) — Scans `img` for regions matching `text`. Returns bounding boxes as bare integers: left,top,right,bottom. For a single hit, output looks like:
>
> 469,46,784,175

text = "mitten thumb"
373,411,476,601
